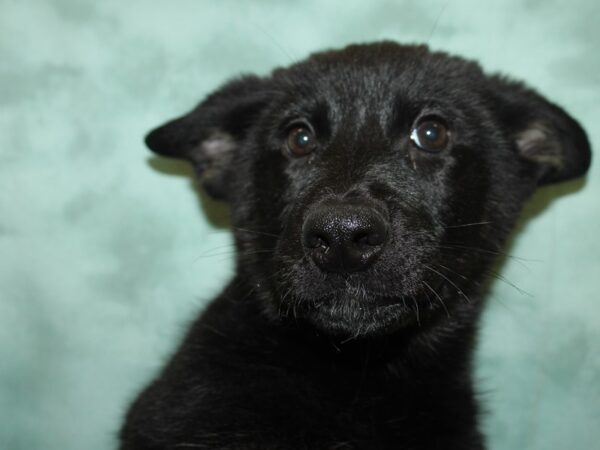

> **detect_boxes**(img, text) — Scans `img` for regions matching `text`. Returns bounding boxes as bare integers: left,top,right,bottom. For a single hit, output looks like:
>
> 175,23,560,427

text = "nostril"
353,231,370,247
352,231,372,250
352,229,386,248
305,233,329,250
368,232,385,246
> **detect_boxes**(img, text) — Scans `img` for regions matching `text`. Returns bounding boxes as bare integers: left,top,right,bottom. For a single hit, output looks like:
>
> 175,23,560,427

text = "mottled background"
0,0,598,449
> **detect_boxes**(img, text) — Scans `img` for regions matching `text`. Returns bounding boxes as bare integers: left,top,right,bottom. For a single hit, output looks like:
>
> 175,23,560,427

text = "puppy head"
146,42,590,337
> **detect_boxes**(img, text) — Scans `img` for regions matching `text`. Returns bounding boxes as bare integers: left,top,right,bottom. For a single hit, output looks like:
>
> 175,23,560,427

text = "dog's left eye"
286,127,317,157
410,118,450,152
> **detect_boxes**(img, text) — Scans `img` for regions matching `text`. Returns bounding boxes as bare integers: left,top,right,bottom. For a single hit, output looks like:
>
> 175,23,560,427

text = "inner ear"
515,121,564,176
192,130,237,200
200,131,237,161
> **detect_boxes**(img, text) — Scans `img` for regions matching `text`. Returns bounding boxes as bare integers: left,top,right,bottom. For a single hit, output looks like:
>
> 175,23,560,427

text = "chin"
291,290,418,338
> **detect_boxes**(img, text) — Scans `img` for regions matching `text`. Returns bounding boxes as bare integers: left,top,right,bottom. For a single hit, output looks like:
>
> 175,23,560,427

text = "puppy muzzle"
302,201,389,274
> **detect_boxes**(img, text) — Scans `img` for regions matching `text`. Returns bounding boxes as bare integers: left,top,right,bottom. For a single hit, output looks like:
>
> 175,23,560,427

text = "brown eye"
410,118,449,152
286,126,316,157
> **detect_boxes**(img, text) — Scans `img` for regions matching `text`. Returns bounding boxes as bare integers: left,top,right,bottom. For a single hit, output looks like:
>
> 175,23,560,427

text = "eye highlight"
410,118,450,152
286,126,317,157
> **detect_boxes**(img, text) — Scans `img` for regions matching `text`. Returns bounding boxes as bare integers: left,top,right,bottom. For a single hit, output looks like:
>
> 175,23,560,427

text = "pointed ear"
487,76,591,185
145,75,274,200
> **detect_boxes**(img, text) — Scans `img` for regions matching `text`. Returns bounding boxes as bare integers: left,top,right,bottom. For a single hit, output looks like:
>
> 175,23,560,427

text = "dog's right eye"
286,127,317,157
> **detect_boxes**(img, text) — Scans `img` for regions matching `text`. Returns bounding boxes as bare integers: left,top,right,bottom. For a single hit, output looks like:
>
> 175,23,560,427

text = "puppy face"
146,43,590,337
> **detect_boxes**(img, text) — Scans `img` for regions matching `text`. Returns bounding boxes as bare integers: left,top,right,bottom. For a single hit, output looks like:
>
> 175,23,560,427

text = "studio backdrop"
0,1,598,449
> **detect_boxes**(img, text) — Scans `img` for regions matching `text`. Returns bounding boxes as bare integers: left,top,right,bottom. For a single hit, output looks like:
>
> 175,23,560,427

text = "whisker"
424,264,471,304
241,249,277,256
411,296,421,326
426,0,450,44
422,280,450,318
484,270,533,297
191,243,236,263
437,243,536,270
252,23,297,64
232,226,280,238
438,243,520,259
421,286,434,309
443,221,492,229
193,247,279,263
433,263,469,281
192,249,236,260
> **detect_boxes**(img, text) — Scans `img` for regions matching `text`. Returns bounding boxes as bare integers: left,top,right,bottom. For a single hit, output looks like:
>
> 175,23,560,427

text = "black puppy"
120,42,590,449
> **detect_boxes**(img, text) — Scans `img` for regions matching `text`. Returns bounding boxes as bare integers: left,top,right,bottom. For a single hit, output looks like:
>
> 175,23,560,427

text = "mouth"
298,292,417,337
273,263,452,337
275,277,423,336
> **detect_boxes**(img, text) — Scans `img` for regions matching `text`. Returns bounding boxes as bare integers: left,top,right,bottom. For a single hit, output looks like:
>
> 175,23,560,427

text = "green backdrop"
1,1,598,449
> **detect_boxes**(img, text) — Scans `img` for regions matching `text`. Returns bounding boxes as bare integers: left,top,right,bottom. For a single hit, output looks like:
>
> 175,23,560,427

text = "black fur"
120,42,591,449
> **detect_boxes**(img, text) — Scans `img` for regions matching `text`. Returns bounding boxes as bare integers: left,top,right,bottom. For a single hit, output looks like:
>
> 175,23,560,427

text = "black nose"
302,203,389,273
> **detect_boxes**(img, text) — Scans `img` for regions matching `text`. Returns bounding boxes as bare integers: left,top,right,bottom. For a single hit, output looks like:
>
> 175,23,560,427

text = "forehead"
272,44,485,120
